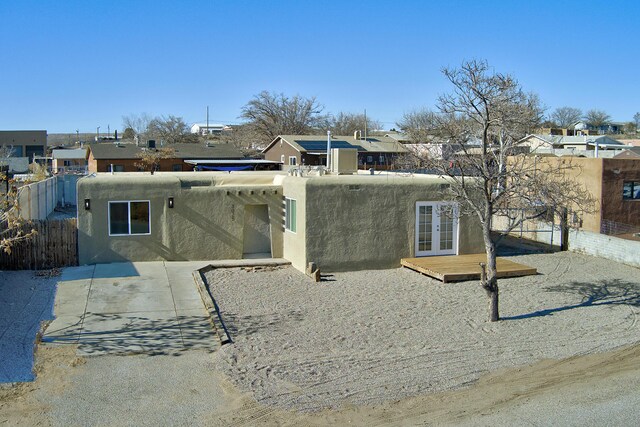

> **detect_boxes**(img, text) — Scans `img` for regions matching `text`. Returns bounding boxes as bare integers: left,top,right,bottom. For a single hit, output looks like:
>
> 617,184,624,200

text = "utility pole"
326,130,331,170
97,126,100,140
364,109,368,141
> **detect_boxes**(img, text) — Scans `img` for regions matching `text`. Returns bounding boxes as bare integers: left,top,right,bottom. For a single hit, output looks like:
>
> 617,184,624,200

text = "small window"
285,197,297,233
367,155,373,163
172,164,182,171
109,201,150,236
289,156,297,165
112,164,124,172
379,155,385,163
623,181,640,199
280,154,285,164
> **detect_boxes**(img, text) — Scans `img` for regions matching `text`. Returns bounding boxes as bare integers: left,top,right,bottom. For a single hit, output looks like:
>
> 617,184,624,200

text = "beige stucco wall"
283,174,484,272
77,172,284,264
281,177,308,271
538,157,603,232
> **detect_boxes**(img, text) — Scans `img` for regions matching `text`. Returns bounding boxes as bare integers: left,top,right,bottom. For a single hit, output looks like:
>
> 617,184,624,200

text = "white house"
190,123,230,135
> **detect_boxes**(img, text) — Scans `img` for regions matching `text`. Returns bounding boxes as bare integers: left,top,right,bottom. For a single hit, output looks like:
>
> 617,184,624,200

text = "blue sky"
1,0,637,133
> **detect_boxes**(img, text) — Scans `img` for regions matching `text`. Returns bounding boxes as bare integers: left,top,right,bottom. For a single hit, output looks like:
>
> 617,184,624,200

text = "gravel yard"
206,251,640,412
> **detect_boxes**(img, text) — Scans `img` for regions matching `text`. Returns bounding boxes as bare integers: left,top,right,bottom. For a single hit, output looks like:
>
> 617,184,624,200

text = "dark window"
623,181,640,199
172,164,182,171
25,145,44,160
109,201,150,235
112,164,125,172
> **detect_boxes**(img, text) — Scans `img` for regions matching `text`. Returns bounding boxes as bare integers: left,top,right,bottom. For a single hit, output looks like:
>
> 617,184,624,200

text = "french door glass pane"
439,205,453,250
419,205,432,251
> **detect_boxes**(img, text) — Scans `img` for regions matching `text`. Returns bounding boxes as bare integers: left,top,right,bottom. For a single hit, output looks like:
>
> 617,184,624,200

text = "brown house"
0,130,47,159
613,147,640,159
262,135,408,170
86,142,246,173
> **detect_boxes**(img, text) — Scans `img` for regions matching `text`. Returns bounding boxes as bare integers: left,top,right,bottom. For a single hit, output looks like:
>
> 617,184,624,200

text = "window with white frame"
285,197,297,232
109,201,151,235
289,156,297,165
623,181,640,199
280,154,285,164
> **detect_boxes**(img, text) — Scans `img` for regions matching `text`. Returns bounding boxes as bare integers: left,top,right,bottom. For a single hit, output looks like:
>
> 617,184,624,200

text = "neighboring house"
613,147,640,159
190,123,230,135
52,148,88,174
0,130,47,172
76,171,484,271
533,157,640,234
262,135,408,170
86,142,246,173
518,134,629,157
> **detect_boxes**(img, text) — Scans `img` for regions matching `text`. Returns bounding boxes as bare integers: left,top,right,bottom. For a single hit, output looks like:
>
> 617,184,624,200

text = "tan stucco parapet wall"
77,171,484,271
77,172,287,265
281,172,485,272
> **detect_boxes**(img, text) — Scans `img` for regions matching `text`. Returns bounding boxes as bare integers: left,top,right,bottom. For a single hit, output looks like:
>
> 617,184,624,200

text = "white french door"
415,202,459,256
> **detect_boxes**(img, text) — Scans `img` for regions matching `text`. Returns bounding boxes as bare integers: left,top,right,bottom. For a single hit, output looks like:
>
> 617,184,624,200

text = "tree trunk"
480,262,500,322
480,213,500,322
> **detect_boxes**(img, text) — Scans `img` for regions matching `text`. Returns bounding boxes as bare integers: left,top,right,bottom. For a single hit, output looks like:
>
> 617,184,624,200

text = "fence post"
560,207,569,251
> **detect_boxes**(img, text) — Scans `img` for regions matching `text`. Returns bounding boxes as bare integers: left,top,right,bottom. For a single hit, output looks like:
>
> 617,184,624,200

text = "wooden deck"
401,254,537,283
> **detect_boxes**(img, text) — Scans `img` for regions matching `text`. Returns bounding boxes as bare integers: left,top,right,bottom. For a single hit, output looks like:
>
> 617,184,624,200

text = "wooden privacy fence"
0,219,78,270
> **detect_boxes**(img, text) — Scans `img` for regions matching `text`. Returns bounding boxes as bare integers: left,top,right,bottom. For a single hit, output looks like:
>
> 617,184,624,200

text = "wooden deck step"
401,254,537,283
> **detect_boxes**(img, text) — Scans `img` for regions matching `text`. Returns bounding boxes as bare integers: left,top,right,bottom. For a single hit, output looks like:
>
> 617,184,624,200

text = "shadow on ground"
493,233,558,256
504,279,640,320
43,313,217,356
220,310,305,338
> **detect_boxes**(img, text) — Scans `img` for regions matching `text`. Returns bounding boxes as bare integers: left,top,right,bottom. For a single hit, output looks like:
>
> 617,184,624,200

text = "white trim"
415,201,459,256
108,200,151,236
284,197,297,233
288,155,297,165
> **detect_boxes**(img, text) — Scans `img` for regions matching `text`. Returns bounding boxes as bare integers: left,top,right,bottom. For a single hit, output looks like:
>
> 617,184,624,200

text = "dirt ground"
207,252,640,412
1,251,639,425
0,343,639,426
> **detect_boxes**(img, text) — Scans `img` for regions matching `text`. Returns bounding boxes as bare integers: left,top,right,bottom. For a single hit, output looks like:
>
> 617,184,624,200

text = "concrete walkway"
43,261,220,356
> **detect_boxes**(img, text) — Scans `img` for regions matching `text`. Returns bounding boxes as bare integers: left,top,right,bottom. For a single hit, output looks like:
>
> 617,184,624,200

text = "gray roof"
88,142,244,160
52,148,87,159
521,134,625,147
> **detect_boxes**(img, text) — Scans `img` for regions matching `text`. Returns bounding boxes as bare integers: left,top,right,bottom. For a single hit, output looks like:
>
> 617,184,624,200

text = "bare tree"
135,147,176,175
422,60,592,321
624,122,636,135
330,112,381,136
122,113,152,137
633,112,640,131
218,124,264,155
583,109,611,129
147,115,199,144
1,145,36,253
550,106,582,128
396,108,439,143
240,91,329,143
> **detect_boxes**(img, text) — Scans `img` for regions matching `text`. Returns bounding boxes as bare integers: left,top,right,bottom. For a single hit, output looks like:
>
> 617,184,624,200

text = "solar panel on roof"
295,140,364,151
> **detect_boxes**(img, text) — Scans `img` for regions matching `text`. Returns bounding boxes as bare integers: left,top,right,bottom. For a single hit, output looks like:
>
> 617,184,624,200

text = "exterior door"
415,202,458,256
243,205,272,258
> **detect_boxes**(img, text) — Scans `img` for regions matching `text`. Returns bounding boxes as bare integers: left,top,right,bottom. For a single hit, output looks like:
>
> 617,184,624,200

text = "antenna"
206,106,209,134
